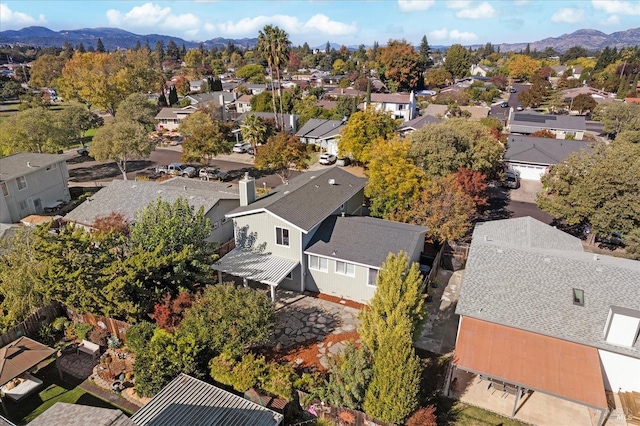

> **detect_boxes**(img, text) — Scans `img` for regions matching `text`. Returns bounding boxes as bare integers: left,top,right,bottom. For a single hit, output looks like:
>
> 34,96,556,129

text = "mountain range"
0,26,639,53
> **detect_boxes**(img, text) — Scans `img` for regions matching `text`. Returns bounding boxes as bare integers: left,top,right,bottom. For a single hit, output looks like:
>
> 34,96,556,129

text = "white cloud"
106,3,200,34
429,27,477,42
600,14,620,25
447,0,472,9
398,0,435,12
512,0,529,5
550,8,584,24
449,29,478,41
0,3,46,28
209,14,357,38
455,2,497,19
429,27,450,40
592,0,640,15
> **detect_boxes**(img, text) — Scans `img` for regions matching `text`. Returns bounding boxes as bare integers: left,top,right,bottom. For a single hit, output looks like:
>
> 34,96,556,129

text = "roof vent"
484,235,491,241
328,179,336,185
593,254,599,261
496,248,504,253
157,190,163,194
284,191,290,195
595,267,603,272
573,288,584,306
543,258,551,263
310,175,316,179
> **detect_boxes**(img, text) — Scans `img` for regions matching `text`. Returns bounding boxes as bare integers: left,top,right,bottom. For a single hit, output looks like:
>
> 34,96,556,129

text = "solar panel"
514,114,556,123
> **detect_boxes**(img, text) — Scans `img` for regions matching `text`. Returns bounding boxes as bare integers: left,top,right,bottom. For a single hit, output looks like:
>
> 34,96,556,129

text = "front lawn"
4,364,131,425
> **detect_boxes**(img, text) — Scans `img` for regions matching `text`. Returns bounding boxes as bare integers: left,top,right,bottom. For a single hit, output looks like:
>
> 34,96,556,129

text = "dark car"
501,101,509,108
510,88,517,93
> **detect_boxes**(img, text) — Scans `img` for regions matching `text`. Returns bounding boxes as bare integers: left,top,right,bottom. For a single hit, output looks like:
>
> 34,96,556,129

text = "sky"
1,0,638,47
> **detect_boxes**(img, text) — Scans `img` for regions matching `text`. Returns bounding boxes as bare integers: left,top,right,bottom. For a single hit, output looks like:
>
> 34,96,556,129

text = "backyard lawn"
3,363,131,425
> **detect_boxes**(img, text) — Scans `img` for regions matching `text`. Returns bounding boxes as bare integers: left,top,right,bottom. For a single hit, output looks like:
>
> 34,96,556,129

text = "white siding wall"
598,350,640,392
205,199,240,244
233,212,302,262
1,160,70,223
306,257,376,304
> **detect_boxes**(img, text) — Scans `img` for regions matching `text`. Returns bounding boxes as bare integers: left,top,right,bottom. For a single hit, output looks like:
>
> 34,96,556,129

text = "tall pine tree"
96,38,106,53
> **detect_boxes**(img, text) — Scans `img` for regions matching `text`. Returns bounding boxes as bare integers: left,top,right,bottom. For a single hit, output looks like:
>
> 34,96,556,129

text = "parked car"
502,171,520,189
501,101,509,108
510,88,517,93
77,146,90,156
336,157,351,167
319,153,337,165
155,163,197,178
199,167,229,181
247,146,255,155
516,106,524,111
233,142,252,153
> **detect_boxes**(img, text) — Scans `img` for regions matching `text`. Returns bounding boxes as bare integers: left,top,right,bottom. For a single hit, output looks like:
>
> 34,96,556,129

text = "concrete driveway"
509,179,543,204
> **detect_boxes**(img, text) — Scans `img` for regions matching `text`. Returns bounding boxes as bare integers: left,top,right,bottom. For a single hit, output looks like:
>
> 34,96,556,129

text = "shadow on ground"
69,160,153,182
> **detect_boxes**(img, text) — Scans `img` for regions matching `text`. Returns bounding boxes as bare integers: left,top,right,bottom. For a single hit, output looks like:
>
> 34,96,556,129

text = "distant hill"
1,26,638,53
0,26,258,51
496,28,640,53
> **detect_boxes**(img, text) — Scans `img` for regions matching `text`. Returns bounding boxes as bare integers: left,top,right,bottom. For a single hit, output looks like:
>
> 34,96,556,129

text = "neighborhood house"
214,168,427,303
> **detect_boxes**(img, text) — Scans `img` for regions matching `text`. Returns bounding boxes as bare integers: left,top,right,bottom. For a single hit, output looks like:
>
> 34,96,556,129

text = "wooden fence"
0,302,65,347
216,238,235,257
65,309,131,344
313,405,394,426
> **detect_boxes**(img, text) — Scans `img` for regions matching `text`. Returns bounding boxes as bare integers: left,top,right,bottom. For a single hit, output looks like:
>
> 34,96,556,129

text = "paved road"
489,83,529,123
66,146,306,190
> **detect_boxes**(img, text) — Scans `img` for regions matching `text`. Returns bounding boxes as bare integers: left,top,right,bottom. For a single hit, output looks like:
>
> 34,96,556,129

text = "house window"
161,119,168,124
1,182,8,197
336,261,355,277
221,216,229,224
212,220,220,230
46,163,58,172
368,268,379,287
309,255,328,272
573,288,584,306
16,176,27,191
285,271,293,280
19,200,27,210
275,227,289,247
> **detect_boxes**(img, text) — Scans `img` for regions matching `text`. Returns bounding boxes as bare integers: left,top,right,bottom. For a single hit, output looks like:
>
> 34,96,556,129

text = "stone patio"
57,352,97,380
273,291,360,369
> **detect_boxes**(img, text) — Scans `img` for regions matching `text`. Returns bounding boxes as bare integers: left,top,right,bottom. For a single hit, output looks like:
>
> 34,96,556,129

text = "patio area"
270,290,361,370
449,369,630,426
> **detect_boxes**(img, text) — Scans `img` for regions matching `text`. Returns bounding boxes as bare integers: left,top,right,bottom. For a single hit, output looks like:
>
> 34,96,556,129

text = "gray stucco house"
64,178,239,244
1,153,71,223
214,167,427,303
504,135,591,180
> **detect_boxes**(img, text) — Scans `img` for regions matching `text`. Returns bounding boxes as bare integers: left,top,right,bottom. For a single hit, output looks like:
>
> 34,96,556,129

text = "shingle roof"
398,114,442,131
29,402,135,426
305,216,426,267
227,168,367,233
65,178,238,227
295,118,345,140
456,217,640,359
0,153,69,182
510,111,586,132
130,374,283,426
505,135,591,166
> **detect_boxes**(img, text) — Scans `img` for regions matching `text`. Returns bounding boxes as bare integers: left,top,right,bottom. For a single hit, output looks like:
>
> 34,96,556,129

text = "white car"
319,153,337,165
232,142,252,153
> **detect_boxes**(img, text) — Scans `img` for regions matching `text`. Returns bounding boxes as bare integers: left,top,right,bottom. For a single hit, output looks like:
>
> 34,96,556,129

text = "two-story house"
64,178,240,244
1,153,71,223
366,92,417,122
452,217,640,424
214,168,427,303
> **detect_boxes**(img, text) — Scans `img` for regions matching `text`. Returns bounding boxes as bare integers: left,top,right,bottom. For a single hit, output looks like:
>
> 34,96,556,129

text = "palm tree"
258,26,278,127
241,113,267,155
258,25,290,130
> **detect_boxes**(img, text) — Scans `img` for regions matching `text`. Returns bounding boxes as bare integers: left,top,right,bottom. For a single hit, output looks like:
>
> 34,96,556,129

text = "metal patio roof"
131,374,283,426
212,248,298,286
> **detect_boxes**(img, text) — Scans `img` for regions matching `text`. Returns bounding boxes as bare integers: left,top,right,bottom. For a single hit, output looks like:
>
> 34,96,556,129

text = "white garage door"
512,164,546,180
